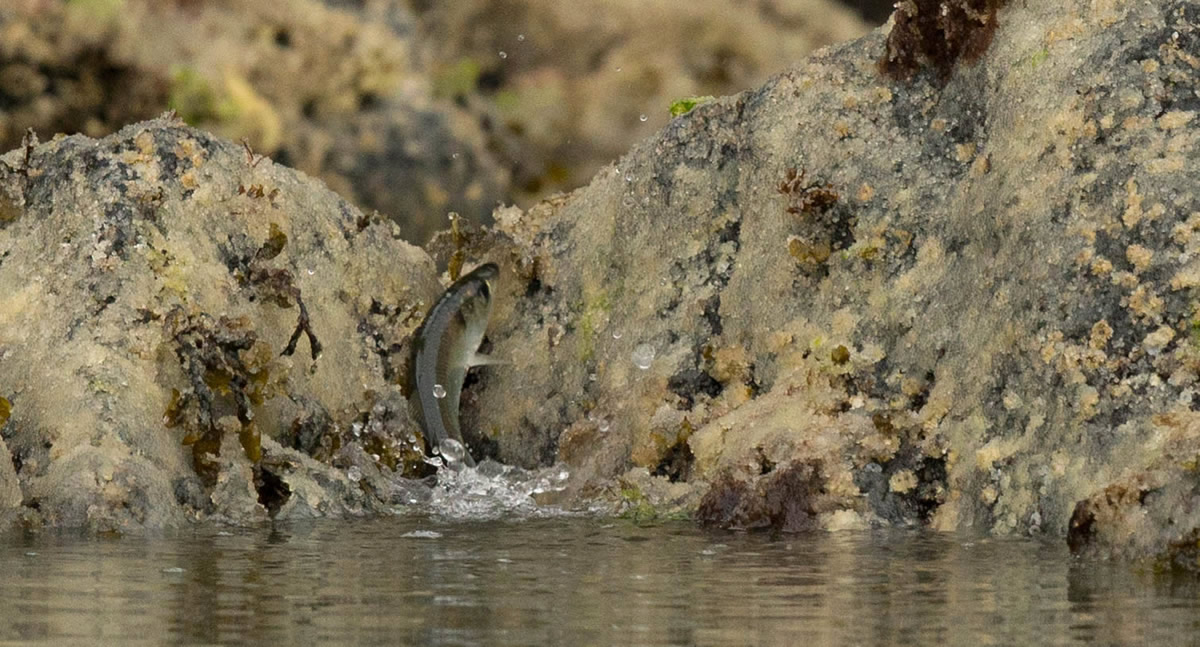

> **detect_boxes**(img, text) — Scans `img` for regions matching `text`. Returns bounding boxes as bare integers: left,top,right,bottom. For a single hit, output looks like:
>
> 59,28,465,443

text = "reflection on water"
1,518,1198,646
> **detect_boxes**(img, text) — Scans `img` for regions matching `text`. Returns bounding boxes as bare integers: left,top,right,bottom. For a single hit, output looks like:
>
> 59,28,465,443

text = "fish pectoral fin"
467,352,508,367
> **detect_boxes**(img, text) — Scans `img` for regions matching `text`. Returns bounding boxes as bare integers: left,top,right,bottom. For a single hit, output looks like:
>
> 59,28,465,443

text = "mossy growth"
618,486,690,525
65,0,124,23
168,65,238,126
619,486,660,525
878,0,1009,81
431,58,483,100
576,288,611,363
669,95,716,117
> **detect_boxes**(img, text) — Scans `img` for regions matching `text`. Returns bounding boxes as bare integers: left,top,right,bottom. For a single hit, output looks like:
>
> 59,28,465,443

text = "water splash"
392,460,576,521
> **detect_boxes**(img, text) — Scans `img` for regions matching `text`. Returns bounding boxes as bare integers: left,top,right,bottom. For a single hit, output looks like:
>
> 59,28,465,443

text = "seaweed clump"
281,390,432,481
779,167,850,272
165,310,274,485
878,0,1009,81
231,222,323,361
697,460,829,532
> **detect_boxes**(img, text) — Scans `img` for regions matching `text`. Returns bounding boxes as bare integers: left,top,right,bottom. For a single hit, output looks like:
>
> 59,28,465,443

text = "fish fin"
468,352,508,367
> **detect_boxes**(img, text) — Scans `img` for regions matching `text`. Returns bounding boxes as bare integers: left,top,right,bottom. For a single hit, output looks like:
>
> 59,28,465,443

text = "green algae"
576,288,611,363
669,96,716,117
432,58,482,100
168,66,237,126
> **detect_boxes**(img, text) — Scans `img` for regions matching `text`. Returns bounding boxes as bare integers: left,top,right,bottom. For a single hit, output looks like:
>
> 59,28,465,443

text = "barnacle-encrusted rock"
464,0,1200,565
0,117,441,530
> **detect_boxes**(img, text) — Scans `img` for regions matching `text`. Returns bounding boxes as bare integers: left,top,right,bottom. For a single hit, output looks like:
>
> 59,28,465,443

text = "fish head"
457,262,498,335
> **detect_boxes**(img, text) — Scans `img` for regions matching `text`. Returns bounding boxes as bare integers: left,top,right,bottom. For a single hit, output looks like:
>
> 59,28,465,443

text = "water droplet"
499,50,508,59
517,33,525,42
639,114,648,122
440,438,467,464
347,466,362,482
632,343,655,369
432,384,447,399
612,331,623,340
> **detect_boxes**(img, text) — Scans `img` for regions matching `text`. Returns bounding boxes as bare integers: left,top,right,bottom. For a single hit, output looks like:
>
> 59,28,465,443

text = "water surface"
1,518,1197,646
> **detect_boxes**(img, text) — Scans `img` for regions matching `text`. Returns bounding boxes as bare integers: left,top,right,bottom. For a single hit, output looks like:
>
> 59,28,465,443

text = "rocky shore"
2,0,1200,568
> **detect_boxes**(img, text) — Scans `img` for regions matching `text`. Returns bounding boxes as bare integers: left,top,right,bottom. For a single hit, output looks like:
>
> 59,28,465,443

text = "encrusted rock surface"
4,0,1200,571
0,117,441,530
459,0,1200,565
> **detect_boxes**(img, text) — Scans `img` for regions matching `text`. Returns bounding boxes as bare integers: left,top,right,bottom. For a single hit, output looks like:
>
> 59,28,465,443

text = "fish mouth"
466,262,499,299
468,262,500,281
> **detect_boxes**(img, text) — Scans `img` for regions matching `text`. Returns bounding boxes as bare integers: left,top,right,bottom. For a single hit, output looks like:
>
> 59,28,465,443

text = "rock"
0,436,20,510
0,0,506,243
463,0,1200,566
0,117,440,531
409,0,869,203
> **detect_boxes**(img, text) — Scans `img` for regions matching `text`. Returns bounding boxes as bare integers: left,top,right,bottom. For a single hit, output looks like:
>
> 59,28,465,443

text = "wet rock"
0,117,441,531
466,0,1200,563
697,461,833,532
0,437,18,510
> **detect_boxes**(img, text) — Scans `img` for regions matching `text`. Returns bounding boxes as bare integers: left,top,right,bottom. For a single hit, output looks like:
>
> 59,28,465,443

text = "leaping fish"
408,262,500,468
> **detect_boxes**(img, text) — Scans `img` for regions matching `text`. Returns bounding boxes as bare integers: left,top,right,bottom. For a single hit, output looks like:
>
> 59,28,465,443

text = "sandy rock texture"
0,117,442,530
410,0,867,203
460,0,1200,564
0,0,504,243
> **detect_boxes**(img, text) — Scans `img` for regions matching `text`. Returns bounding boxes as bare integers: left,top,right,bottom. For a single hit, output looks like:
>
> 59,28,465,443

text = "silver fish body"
408,262,498,467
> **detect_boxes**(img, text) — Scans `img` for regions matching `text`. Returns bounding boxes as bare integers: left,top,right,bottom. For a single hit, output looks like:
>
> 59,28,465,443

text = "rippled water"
3,517,1200,646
